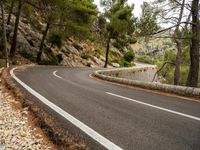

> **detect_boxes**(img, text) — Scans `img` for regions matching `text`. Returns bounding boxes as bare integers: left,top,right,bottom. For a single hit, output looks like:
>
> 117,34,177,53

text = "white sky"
93,0,153,17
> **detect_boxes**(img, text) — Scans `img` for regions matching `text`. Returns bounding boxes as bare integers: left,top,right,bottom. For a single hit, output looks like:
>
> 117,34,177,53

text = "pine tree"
136,2,160,38
36,0,66,63
62,0,97,37
10,0,25,58
101,0,136,68
36,0,97,63
1,1,9,67
186,0,200,87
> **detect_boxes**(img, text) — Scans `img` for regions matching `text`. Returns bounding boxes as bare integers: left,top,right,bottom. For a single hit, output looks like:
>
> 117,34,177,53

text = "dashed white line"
106,92,200,121
54,70,200,122
10,68,123,150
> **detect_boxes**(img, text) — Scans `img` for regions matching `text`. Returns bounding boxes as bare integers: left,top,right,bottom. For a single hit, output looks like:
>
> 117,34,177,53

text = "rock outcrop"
5,15,109,67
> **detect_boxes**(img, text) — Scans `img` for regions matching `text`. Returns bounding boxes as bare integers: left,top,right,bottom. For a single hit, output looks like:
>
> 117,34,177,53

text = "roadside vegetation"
0,0,199,149
0,0,199,85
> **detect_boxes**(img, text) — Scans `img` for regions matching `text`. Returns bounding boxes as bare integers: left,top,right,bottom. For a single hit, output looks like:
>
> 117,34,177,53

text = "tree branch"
152,61,176,82
151,21,194,35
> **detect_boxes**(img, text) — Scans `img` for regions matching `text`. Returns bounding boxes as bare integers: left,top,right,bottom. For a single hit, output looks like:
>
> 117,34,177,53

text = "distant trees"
136,2,160,38
151,0,199,87
100,0,136,68
153,0,186,85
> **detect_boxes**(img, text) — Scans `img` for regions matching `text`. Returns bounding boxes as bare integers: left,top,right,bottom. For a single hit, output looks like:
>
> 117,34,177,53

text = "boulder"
112,63,120,68
100,55,105,61
65,45,79,54
92,56,104,66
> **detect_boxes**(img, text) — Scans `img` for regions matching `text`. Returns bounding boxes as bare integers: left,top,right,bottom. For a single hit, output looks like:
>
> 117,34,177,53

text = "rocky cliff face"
5,15,107,67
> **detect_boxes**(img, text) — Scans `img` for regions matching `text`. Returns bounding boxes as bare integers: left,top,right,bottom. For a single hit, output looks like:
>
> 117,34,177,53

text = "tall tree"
186,0,200,87
101,0,136,68
1,1,9,67
62,0,97,37
36,0,97,63
36,0,63,63
10,0,24,58
173,0,185,85
7,0,15,25
152,0,199,86
136,2,160,38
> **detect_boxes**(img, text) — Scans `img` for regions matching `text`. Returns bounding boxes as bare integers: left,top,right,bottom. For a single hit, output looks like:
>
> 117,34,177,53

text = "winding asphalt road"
12,66,200,150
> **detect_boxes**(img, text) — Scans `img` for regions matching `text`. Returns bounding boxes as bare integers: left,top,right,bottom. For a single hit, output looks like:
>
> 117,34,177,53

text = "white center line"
106,92,200,121
10,68,123,150
53,70,63,79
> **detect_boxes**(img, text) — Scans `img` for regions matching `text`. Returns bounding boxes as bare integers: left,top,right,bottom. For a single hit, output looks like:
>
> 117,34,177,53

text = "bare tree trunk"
1,2,9,67
184,12,191,31
187,0,200,87
37,22,50,63
7,0,15,25
104,37,111,68
173,0,185,85
10,0,23,58
174,39,182,85
152,61,175,82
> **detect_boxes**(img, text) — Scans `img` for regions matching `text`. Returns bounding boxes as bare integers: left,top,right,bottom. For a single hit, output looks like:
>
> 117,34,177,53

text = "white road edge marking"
10,68,123,150
107,92,200,121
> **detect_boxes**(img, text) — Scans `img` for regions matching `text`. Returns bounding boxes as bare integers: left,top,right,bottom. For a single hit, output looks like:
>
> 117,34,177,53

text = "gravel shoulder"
0,87,54,149
0,67,88,150
0,67,55,150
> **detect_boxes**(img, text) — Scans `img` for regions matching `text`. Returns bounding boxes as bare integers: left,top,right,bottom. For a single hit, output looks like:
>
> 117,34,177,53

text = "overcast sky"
93,0,153,17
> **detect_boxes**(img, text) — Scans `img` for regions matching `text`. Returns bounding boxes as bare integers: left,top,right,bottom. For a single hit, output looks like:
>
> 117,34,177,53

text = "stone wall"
99,67,157,82
94,67,200,98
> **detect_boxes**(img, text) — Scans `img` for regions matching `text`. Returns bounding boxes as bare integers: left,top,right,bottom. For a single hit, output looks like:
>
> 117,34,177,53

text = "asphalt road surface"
12,66,200,150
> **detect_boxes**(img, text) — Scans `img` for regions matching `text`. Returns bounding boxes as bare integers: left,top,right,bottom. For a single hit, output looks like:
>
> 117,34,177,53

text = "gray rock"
112,63,120,68
65,45,79,54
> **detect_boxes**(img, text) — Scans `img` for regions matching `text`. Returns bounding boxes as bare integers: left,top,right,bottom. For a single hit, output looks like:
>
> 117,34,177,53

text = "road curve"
12,66,200,150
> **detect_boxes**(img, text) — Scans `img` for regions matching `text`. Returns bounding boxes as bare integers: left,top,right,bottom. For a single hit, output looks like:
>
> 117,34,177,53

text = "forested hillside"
0,0,199,87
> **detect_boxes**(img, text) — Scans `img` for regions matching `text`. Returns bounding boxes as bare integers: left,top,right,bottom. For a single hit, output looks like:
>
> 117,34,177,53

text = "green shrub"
95,48,100,53
38,53,63,66
39,58,59,66
11,59,17,65
179,65,189,86
19,48,36,62
81,53,90,59
29,16,43,32
164,48,176,62
120,59,133,67
94,49,101,58
135,55,154,64
48,32,63,48
111,59,121,64
56,54,63,63
124,51,135,62
109,50,121,63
